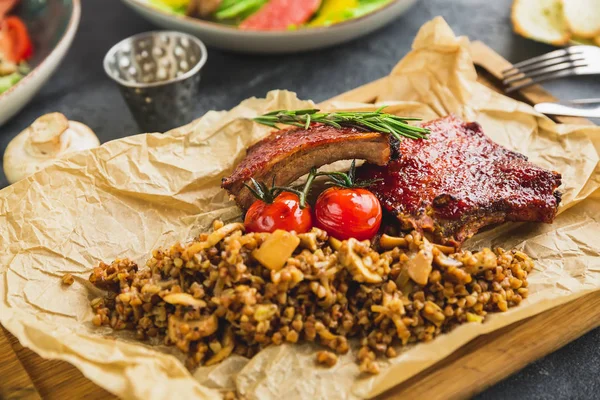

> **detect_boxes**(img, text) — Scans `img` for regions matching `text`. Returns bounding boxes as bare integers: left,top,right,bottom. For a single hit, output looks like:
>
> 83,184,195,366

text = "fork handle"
534,103,600,118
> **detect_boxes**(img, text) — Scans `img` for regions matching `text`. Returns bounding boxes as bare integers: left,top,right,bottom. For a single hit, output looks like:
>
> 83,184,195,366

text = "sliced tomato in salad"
0,0,19,18
239,0,322,30
1,16,32,62
0,28,12,59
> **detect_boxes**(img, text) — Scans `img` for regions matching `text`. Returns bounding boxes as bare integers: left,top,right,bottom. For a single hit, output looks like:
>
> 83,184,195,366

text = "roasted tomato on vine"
313,161,382,241
243,178,313,234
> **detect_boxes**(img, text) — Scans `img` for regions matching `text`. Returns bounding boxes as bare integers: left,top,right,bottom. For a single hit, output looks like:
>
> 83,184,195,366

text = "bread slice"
512,0,571,45
562,0,600,38
595,36,600,46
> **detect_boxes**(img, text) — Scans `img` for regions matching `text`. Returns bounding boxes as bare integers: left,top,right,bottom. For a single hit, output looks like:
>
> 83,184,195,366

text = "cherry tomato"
2,16,32,62
314,187,382,241
244,192,313,234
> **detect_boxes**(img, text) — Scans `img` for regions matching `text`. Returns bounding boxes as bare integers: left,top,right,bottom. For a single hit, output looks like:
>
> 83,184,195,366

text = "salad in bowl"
0,0,33,94
150,0,396,30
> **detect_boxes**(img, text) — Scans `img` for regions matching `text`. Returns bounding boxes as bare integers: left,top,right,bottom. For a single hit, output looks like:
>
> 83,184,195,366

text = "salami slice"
239,0,322,31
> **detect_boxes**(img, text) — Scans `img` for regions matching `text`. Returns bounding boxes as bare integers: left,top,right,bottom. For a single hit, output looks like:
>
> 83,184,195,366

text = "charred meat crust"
222,124,391,209
358,115,562,247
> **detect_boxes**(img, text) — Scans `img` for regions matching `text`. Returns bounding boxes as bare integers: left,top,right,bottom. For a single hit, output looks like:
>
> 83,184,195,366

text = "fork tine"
502,47,583,74
505,69,576,93
503,60,587,85
502,54,585,79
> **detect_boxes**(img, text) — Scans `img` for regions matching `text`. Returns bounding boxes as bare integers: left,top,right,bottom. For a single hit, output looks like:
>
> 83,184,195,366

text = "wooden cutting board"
1,41,598,400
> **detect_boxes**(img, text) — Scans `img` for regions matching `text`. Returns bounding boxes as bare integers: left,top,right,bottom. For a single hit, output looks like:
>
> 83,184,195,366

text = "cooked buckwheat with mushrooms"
89,220,533,372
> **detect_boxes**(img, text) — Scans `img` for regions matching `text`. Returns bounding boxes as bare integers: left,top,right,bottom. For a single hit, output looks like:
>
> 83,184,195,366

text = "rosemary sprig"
253,107,430,142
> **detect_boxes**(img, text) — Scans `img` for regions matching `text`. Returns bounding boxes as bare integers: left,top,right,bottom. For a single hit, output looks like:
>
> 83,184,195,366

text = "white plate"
0,0,81,126
121,0,420,53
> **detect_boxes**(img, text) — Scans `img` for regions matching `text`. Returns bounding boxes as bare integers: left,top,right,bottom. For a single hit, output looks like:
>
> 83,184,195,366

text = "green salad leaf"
350,0,395,18
148,0,395,27
149,0,187,15
309,0,395,27
0,73,23,94
215,0,268,21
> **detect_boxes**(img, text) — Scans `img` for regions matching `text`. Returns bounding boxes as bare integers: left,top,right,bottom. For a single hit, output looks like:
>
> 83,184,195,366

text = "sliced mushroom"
298,230,320,251
204,223,244,249
338,238,383,283
372,290,410,343
433,243,455,254
317,277,337,308
3,113,100,184
380,234,454,254
394,264,414,295
180,223,244,261
204,327,235,366
406,239,434,285
433,252,463,269
162,293,206,309
379,234,408,250
391,313,411,344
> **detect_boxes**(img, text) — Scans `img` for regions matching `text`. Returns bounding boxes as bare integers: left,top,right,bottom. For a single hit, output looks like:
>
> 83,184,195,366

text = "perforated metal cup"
103,31,208,133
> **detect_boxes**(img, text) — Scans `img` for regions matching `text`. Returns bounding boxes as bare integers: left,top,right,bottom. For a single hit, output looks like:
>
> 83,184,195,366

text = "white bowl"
122,0,420,53
0,0,81,126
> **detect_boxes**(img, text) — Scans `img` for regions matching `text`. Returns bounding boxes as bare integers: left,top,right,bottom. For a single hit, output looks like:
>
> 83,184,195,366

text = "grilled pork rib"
222,124,391,209
357,115,562,246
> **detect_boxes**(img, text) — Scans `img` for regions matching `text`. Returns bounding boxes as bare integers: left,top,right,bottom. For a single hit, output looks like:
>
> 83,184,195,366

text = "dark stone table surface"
0,0,598,398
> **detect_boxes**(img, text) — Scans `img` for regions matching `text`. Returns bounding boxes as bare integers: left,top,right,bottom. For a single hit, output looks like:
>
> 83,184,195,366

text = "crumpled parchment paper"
1,17,599,400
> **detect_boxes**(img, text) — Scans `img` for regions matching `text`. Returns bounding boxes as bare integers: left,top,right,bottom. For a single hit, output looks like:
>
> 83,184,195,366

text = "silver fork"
502,46,600,93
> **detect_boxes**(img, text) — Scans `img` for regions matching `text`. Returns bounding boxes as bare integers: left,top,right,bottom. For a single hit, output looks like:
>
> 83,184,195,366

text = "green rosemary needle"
253,107,430,141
